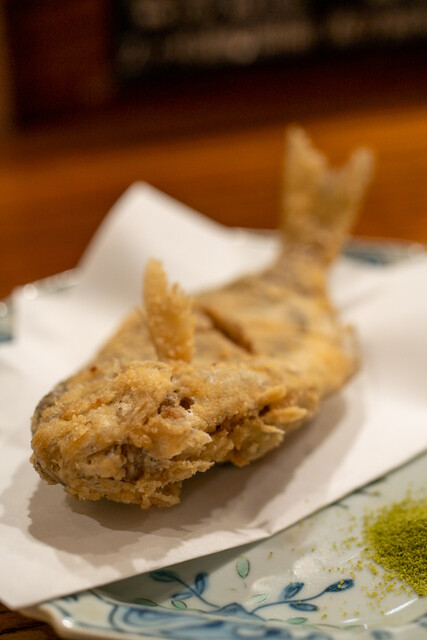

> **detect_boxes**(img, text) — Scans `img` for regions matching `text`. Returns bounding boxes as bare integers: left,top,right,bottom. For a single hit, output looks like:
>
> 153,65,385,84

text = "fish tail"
281,128,374,263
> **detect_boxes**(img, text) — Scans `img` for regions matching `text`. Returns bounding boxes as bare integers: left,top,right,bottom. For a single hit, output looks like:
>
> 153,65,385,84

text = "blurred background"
1,3,426,635
0,0,426,299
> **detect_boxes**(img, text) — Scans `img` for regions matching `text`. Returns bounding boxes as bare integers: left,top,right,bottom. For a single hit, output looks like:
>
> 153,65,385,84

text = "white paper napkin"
0,184,426,610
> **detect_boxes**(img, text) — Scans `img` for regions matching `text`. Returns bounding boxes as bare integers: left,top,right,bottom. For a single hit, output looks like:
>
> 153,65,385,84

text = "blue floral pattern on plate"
20,241,426,639
29,450,426,640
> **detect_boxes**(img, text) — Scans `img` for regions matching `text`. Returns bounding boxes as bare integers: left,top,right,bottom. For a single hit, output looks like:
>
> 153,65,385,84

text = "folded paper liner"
0,184,426,610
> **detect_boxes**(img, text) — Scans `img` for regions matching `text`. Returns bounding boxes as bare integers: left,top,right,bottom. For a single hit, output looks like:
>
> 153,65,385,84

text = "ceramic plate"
16,240,426,639
27,450,426,640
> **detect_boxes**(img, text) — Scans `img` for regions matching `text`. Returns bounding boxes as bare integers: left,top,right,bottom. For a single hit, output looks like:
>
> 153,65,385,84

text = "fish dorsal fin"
144,259,195,363
282,128,374,263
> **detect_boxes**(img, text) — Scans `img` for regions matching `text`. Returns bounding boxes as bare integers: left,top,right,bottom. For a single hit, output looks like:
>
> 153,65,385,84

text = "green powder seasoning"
363,497,427,597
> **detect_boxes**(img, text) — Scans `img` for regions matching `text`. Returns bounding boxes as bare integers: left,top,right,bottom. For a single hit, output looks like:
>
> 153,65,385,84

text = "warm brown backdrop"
1,102,427,638
0,19,426,637
1,101,427,300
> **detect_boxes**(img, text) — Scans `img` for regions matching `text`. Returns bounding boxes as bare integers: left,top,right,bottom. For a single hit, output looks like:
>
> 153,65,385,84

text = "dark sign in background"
114,0,427,80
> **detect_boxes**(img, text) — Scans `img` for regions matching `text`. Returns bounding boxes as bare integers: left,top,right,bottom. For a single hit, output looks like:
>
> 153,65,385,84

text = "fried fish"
30,129,373,508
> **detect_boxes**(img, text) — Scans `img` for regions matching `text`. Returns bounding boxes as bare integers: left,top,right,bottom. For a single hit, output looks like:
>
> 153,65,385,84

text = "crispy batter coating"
283,127,373,263
144,258,195,363
31,129,374,508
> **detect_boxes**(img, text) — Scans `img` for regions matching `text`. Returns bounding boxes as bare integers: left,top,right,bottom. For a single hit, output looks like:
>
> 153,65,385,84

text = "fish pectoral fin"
263,405,309,431
226,416,285,467
144,259,195,363
201,305,255,353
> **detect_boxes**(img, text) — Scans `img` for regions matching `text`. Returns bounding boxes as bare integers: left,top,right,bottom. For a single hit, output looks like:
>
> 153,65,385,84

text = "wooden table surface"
0,100,426,638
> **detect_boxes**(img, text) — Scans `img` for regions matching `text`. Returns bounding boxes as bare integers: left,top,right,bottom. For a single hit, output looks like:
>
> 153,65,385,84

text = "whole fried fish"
31,129,373,508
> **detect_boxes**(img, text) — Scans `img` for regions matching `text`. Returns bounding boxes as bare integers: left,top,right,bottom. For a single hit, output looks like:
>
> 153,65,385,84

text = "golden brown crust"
282,128,374,263
30,129,373,508
144,259,195,363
